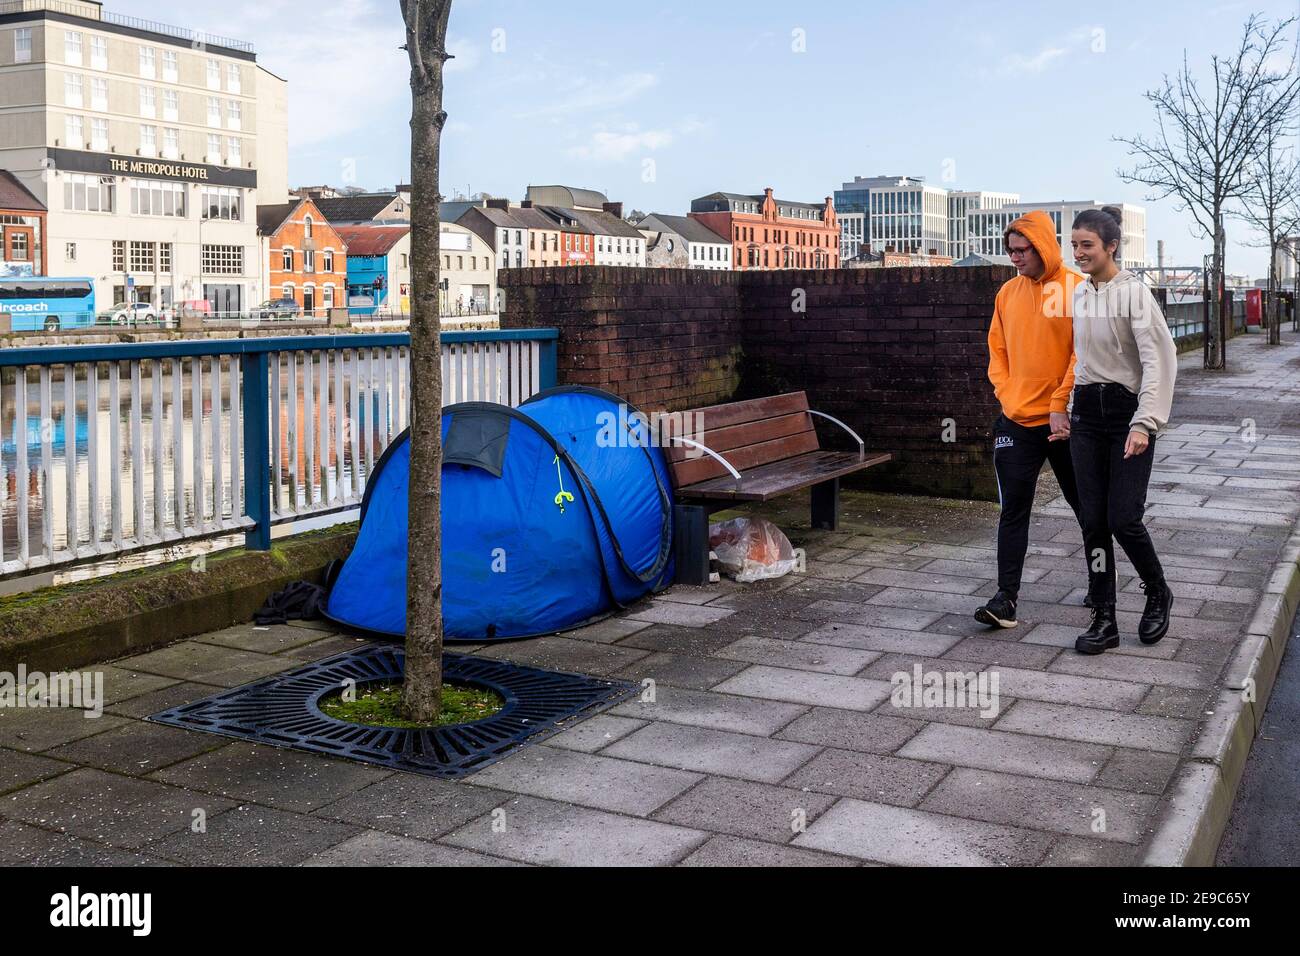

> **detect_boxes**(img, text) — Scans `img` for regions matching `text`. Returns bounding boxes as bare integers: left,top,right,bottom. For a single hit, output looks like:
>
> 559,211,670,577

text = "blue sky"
118,0,1298,276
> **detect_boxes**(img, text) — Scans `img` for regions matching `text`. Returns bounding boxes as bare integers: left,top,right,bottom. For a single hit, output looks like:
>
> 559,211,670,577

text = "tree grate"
146,645,638,779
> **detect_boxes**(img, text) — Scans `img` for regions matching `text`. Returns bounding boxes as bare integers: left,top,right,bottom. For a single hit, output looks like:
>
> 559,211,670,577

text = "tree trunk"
400,0,453,723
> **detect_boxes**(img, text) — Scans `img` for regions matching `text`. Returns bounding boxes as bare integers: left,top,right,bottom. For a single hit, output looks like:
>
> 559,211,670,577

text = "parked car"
104,301,160,326
251,298,301,320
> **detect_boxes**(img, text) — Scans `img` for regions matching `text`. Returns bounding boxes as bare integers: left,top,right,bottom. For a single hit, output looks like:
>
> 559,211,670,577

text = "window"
202,186,242,221
64,114,84,148
163,127,178,159
129,240,155,272
323,285,334,309
138,46,155,78
162,89,178,121
227,100,241,130
303,248,315,273
160,242,172,273
206,133,221,163
202,244,243,275
207,97,221,127
226,63,241,94
90,117,107,151
63,73,83,107
227,136,241,166
515,250,523,267
282,283,294,300
139,125,157,157
303,215,313,239
15,27,31,63
112,240,124,271
65,242,77,262
10,232,29,261
65,173,115,212
90,35,106,70
65,31,82,65
139,85,156,118
281,248,293,271
456,255,463,270
129,178,185,216
162,50,177,82
91,77,107,111
207,59,221,89
322,249,334,272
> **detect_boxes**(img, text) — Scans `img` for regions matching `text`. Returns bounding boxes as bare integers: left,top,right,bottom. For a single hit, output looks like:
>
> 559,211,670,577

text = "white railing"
0,329,558,578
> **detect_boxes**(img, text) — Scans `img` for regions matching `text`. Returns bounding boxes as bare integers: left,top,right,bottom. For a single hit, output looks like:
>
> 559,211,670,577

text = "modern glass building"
834,176,956,260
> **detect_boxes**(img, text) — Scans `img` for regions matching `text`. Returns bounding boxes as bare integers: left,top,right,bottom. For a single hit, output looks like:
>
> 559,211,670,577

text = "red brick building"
0,170,46,276
256,198,349,316
689,187,838,270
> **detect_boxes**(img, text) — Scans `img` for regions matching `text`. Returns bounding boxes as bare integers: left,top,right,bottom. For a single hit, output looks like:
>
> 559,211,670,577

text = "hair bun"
1101,205,1123,226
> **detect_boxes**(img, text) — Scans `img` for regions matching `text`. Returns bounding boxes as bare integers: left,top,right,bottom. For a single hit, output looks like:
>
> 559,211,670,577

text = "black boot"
1075,604,1118,655
974,590,1017,629
1138,581,1174,645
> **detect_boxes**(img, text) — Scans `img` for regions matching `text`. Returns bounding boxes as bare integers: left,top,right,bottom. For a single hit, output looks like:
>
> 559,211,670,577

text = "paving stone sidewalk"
3,332,1298,867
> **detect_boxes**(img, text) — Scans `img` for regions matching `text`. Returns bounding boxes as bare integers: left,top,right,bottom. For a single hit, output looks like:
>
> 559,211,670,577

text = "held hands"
1047,412,1071,441
1124,429,1149,458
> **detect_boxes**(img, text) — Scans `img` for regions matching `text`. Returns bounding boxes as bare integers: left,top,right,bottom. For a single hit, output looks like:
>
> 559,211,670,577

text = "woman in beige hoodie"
1068,206,1178,655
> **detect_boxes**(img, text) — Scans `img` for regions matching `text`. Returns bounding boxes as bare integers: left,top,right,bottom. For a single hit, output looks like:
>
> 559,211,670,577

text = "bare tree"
1116,13,1300,368
1234,123,1300,345
399,0,453,722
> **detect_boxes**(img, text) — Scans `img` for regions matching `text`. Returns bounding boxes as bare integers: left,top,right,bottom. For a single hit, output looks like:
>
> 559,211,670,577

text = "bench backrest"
665,391,819,488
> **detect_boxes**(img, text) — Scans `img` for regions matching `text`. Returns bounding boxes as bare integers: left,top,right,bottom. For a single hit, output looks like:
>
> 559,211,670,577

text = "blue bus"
0,277,97,332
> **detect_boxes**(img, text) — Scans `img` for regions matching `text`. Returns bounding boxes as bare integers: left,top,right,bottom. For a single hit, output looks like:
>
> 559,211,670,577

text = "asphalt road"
1215,603,1300,865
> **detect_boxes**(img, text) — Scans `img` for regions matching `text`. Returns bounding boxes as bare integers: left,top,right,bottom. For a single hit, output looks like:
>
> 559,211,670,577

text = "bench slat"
681,391,809,432
672,429,821,488
677,450,893,502
665,410,814,462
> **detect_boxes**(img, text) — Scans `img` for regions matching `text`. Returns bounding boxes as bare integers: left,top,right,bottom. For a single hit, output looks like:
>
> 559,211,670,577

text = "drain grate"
146,645,638,779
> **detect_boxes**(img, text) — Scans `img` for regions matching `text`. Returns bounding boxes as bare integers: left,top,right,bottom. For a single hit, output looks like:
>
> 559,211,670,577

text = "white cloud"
998,45,1068,75
567,127,674,162
446,37,482,74
514,72,659,119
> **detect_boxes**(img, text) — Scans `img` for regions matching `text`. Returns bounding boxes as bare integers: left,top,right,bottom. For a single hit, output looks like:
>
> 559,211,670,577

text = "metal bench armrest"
672,437,742,490
808,409,865,460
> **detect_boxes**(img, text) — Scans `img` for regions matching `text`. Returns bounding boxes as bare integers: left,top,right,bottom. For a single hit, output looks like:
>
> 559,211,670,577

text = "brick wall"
499,264,1014,500
498,267,744,412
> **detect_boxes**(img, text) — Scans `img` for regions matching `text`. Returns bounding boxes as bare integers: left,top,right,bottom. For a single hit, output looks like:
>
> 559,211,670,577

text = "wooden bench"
665,391,892,584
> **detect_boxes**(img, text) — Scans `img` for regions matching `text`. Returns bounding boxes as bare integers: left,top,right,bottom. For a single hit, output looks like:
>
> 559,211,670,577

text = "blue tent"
324,386,675,641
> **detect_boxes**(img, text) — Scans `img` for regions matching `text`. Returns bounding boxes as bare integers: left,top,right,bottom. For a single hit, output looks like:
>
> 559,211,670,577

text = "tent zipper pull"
553,454,574,513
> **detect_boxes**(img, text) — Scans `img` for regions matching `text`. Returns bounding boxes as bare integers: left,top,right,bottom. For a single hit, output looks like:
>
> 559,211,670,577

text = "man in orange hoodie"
975,210,1105,628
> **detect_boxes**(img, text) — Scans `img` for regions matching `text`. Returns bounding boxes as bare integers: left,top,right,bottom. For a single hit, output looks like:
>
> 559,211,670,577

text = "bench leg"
811,477,840,531
673,504,711,585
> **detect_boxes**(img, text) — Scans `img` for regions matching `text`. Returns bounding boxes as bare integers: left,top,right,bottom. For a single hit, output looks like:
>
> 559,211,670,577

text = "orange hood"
1010,210,1067,283
985,210,1082,427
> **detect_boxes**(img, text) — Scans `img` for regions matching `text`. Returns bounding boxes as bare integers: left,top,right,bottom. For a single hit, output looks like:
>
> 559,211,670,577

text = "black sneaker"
1075,604,1119,655
1138,581,1174,645
974,590,1017,629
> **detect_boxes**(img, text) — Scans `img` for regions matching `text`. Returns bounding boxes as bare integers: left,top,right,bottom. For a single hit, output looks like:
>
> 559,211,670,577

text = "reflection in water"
1,360,397,586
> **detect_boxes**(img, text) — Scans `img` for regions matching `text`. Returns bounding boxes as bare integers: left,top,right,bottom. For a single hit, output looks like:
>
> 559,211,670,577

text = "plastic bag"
709,517,800,583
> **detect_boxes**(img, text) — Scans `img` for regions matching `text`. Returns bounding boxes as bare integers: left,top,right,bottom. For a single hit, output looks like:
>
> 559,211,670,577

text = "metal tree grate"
146,645,638,779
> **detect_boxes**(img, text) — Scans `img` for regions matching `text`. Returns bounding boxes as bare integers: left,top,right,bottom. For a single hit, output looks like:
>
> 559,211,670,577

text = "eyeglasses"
1007,246,1033,259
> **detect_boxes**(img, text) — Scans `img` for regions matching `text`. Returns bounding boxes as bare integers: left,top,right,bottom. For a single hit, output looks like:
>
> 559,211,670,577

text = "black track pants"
993,413,1108,602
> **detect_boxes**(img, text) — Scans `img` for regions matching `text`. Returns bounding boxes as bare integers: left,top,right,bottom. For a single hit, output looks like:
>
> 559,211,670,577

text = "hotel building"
0,0,288,316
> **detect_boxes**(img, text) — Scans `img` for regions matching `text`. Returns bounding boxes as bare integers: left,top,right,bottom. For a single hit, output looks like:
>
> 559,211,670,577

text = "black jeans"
993,414,1105,601
1069,383,1166,605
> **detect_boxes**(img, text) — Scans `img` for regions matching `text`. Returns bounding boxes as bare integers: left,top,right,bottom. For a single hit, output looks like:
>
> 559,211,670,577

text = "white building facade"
947,190,1019,262
0,0,288,316
966,200,1148,271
